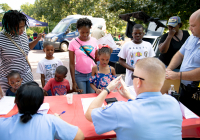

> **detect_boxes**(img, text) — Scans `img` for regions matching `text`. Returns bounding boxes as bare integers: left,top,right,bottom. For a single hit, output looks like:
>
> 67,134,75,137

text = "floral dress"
89,65,117,90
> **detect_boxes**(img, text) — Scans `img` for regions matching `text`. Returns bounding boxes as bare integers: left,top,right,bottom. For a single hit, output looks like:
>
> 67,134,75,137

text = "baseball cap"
167,16,181,27
97,25,103,29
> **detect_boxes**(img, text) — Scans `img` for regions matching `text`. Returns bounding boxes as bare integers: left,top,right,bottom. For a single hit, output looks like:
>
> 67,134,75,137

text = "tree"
0,3,12,22
108,0,200,27
21,3,35,17
34,0,126,34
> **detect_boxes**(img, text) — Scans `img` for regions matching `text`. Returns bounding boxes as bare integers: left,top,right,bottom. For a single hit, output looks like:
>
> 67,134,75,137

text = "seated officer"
85,57,182,140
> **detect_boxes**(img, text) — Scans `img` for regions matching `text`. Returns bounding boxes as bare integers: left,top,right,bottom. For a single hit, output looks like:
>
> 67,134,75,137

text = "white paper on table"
81,97,104,114
179,102,199,119
0,96,15,115
96,34,117,49
37,103,50,114
127,86,137,97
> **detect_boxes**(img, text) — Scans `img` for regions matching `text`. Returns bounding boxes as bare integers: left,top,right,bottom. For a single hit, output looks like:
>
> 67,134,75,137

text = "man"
166,9,200,116
91,25,105,40
85,57,182,140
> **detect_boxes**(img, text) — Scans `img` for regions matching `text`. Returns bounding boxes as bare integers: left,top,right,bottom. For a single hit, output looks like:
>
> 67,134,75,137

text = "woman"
0,10,43,96
69,18,98,94
158,16,190,70
0,81,84,140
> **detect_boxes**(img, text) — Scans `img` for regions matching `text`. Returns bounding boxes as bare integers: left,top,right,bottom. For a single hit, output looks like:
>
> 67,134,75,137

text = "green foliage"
108,0,200,28
0,3,12,22
3,0,199,34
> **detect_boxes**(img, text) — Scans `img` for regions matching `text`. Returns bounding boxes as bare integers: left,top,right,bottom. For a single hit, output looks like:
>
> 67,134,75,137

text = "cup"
66,94,73,104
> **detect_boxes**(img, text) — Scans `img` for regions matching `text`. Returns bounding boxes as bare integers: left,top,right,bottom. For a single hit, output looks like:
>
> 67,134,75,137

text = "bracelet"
104,87,110,94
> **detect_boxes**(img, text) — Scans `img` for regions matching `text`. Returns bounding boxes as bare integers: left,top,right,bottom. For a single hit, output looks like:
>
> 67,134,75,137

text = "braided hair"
2,10,29,35
76,17,92,29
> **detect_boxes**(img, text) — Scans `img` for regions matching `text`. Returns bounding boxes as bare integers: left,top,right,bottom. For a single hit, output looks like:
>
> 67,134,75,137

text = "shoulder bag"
75,38,97,64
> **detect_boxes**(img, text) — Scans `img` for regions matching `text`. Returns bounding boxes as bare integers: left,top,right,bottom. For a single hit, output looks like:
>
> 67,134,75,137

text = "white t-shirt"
118,41,155,86
36,58,63,85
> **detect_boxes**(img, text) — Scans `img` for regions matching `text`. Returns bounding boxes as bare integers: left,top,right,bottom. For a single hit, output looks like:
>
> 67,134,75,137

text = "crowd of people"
0,8,200,140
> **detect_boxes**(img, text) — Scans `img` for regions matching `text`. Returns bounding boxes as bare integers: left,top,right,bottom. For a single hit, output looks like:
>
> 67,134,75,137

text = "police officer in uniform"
85,57,182,140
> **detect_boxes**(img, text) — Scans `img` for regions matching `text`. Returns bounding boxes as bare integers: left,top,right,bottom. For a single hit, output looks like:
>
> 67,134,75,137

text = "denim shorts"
75,70,91,82
75,70,94,94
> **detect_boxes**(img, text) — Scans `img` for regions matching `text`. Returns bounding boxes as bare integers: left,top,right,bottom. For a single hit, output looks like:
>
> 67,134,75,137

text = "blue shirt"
0,113,78,140
92,92,182,140
6,88,16,96
179,34,200,85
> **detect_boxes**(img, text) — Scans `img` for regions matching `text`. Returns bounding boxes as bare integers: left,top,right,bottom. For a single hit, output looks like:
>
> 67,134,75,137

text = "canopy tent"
0,12,48,32
22,12,48,27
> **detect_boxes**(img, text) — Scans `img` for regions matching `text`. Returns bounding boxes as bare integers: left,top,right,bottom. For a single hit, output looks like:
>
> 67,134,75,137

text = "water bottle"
168,85,175,95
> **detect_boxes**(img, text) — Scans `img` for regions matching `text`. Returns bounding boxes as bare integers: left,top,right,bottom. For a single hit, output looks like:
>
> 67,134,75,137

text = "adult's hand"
107,76,121,91
168,27,176,37
117,78,135,100
37,33,44,41
166,69,180,80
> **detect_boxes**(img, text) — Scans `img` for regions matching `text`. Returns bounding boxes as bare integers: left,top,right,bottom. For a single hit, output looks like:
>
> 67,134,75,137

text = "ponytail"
20,111,32,123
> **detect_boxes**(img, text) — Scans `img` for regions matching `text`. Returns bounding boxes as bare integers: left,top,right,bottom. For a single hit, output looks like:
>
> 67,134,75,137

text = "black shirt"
159,30,190,69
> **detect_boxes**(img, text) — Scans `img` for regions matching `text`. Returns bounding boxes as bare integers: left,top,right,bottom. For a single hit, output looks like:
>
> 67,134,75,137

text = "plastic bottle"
168,85,175,95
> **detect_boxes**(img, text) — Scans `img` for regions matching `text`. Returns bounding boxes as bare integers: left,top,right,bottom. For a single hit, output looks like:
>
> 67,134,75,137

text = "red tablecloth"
1,92,200,139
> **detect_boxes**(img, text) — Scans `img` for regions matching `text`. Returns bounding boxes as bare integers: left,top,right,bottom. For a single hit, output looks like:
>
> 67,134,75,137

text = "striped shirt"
0,31,33,93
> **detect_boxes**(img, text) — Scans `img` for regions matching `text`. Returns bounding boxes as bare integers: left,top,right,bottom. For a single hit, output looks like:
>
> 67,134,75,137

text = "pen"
59,111,66,116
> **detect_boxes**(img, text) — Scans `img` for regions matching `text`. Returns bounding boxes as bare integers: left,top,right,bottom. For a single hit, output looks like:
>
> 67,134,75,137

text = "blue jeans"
75,70,94,94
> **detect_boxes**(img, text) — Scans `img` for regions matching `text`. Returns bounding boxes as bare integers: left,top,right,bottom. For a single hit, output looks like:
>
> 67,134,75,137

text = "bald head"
134,58,166,90
191,9,200,21
189,9,200,37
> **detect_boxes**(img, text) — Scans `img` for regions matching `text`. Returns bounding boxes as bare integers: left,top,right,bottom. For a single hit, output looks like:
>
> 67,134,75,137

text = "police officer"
166,9,200,117
85,57,182,140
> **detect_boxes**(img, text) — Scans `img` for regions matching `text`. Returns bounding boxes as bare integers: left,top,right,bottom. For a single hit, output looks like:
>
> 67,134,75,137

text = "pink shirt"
68,37,97,74
43,78,70,96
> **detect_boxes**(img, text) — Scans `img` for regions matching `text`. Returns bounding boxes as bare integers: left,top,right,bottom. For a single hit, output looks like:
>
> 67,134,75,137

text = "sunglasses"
131,73,145,80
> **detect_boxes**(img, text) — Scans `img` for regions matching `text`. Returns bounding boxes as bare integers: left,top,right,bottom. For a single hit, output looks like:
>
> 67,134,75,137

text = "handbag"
3,31,32,71
75,39,97,64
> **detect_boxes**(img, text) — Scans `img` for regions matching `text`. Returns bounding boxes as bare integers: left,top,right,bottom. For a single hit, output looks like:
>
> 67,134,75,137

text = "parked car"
44,15,106,52
142,20,167,57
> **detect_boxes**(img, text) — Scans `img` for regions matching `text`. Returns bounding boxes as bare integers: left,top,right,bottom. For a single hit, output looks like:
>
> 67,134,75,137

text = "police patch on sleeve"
101,103,114,111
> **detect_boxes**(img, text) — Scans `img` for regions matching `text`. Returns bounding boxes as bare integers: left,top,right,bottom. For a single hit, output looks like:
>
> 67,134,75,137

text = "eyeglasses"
131,73,145,80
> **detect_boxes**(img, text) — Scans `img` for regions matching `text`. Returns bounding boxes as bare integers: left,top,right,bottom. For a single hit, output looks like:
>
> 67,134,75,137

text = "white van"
44,15,106,51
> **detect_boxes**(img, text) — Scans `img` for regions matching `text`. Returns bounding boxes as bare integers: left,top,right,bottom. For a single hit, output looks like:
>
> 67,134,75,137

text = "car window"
52,21,70,34
70,23,77,32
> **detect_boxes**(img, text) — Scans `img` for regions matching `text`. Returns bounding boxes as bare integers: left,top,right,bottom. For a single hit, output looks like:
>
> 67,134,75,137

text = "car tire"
60,42,68,52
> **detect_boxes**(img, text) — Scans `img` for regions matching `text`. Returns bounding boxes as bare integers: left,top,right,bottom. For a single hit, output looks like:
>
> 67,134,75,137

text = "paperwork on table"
179,102,199,119
81,97,105,114
0,96,15,115
37,103,50,114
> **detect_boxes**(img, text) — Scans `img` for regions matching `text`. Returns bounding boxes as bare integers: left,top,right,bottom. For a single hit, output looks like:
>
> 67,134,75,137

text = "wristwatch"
104,87,110,94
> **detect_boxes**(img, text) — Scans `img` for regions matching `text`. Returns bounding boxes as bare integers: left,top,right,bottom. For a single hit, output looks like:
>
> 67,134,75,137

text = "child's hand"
75,88,83,93
43,90,48,96
95,89,102,94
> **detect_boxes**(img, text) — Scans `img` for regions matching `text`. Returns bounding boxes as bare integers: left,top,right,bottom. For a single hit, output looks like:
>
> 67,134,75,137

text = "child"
89,44,117,94
6,71,23,96
43,65,82,95
36,42,63,95
118,24,155,86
